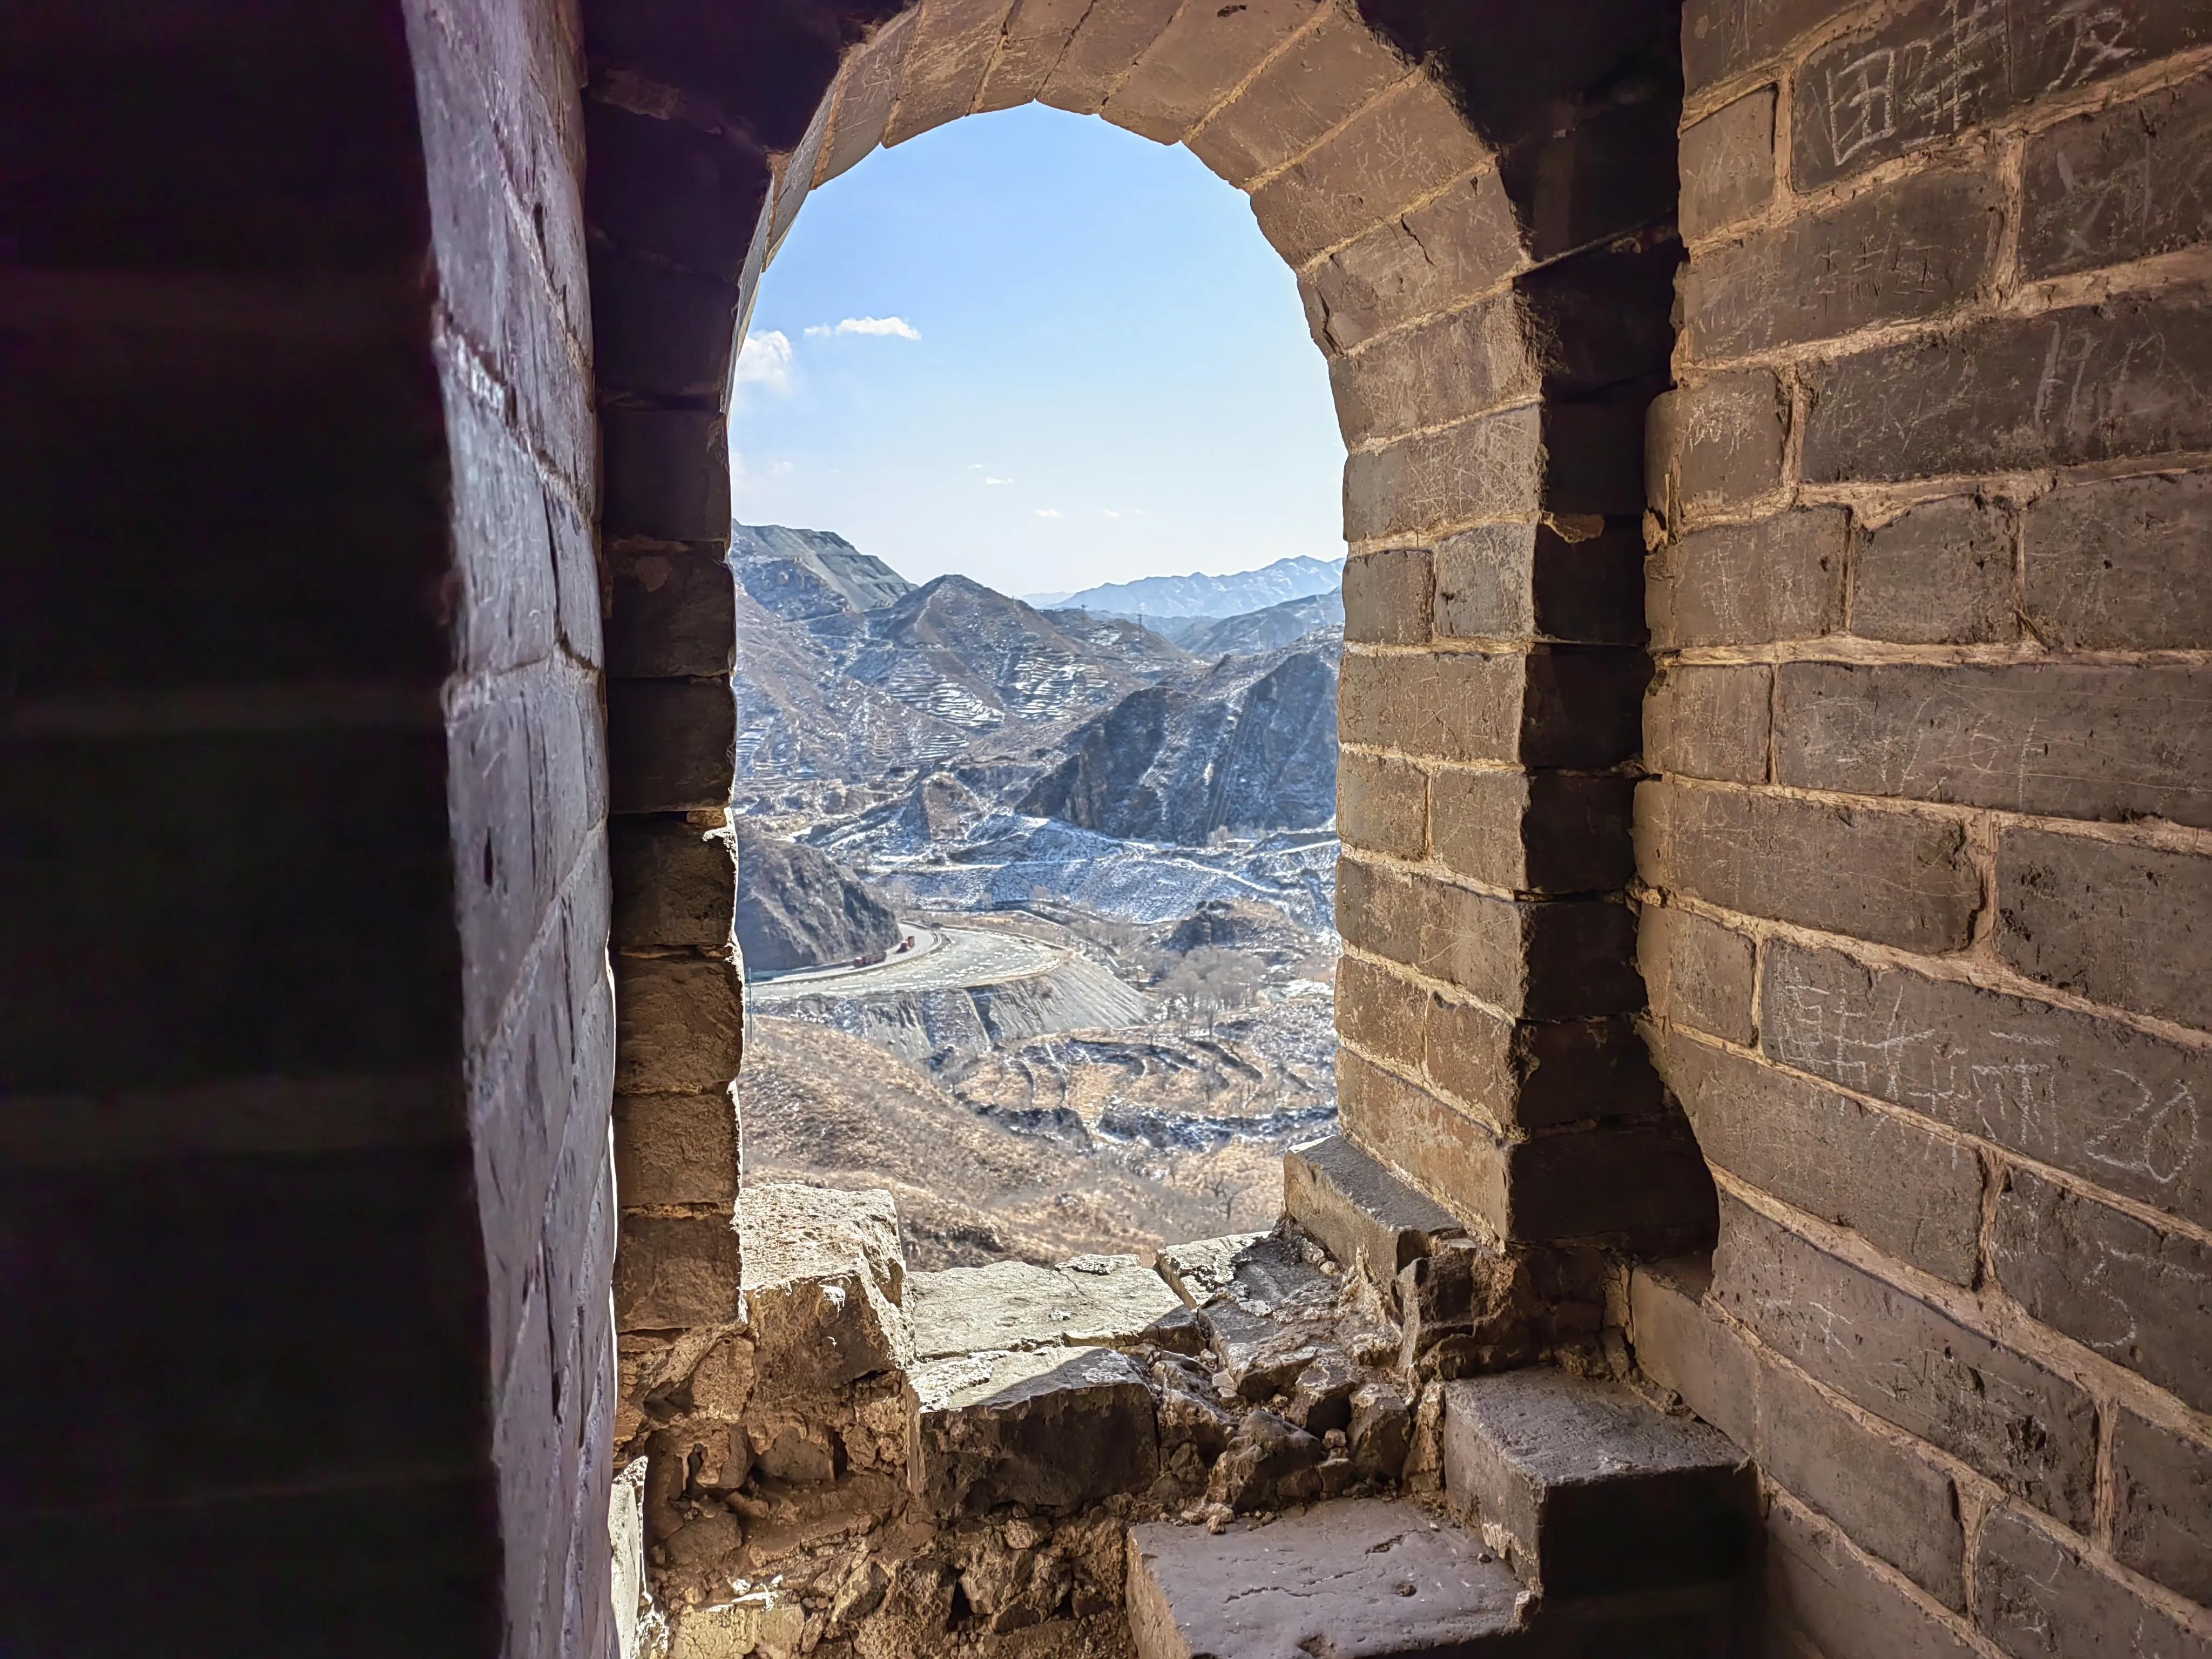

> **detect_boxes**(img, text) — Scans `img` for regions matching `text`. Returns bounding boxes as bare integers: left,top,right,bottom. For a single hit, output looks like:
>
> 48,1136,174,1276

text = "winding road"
749,926,1067,1003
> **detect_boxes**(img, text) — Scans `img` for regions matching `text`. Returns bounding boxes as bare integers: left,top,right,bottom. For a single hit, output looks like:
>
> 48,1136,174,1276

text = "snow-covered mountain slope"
1040,554,1344,620
1173,590,1344,657
733,523,914,616
1017,640,1340,844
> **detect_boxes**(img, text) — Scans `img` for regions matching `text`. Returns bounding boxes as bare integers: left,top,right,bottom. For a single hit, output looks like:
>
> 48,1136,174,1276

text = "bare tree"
1157,947,1263,1033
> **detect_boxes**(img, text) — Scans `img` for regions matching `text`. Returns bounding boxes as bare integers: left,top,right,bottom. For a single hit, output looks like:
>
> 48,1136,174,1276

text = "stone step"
1284,1132,1466,1285
1127,1498,1530,1659
1441,1366,1756,1600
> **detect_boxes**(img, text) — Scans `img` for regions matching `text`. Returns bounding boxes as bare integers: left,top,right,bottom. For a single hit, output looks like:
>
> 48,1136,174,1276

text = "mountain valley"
725,525,1345,1265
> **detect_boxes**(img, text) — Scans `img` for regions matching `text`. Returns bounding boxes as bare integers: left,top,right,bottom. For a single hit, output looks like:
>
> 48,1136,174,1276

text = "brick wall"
1315,0,1717,1255
407,0,625,1651
1,1,508,1648
1634,3,2212,1653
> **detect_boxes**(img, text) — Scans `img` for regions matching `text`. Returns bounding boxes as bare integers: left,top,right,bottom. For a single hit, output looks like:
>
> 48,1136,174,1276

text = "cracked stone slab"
1157,1232,1266,1307
1441,1367,1755,1598
907,1255,1184,1360
740,1182,911,1398
1127,1498,1528,1659
1198,1231,1395,1400
908,1345,1161,1518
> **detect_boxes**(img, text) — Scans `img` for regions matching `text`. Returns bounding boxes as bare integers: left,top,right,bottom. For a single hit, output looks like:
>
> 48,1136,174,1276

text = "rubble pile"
614,1154,1629,1658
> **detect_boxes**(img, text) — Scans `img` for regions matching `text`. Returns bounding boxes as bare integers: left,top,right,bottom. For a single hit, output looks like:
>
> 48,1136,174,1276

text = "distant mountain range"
1029,554,1345,620
729,524,1343,855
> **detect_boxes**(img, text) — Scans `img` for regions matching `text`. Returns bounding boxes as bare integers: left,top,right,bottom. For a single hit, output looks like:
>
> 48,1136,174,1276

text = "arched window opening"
725,105,1348,1267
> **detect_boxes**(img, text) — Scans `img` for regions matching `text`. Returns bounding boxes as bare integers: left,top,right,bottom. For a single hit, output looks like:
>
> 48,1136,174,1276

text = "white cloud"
984,476,1014,487
805,315,922,340
1102,509,1121,519
1034,508,1064,519
733,330,793,395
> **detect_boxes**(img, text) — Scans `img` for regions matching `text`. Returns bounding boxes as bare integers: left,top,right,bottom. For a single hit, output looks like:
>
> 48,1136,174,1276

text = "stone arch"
591,0,1708,1367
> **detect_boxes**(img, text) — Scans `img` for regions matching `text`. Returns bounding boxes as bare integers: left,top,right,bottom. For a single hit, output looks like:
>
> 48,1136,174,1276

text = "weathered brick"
2023,471,2212,650
1185,6,1409,186
1628,1256,1757,1448
1974,1505,2212,1659
611,954,743,1095
1328,292,1537,447
606,678,735,815
1998,830,2212,1031
610,816,734,949
1345,406,1542,541
1429,769,1635,895
1337,853,1426,969
1649,509,1847,648
2024,75,2212,280
820,10,915,182
1343,545,1433,644
1339,857,1645,1019
1514,1120,1716,1256
1337,952,1430,1072
601,407,729,544
1647,371,1789,527
612,1089,739,1208
975,0,1087,113
1105,0,1324,145
1684,165,2002,359
1712,1194,2099,1527
1756,1351,1966,1608
1037,0,1183,116
1680,85,1776,240
1795,0,2212,190
1681,0,1857,95
1339,648,1643,768
2110,1404,2212,1607
1850,495,2015,643
1645,664,1772,785
1656,1025,1984,1284
1339,1047,1508,1223
581,102,768,281
1427,1001,1662,1130
606,542,737,679
1636,780,1979,953
444,384,559,679
1338,749,1428,860
1991,1166,2212,1412
1777,662,2212,828
1434,520,1646,645
1516,237,1682,394
613,1212,741,1332
1527,397,1652,520
1302,168,1528,353
1765,1495,1979,1659
1429,882,1647,1020
1497,95,1681,265
585,245,739,403
1349,1044,1709,1246
767,87,833,252
883,0,1014,146
1339,650,1522,760
1521,648,1650,766
1762,939,2212,1232
1251,74,1492,267
1801,287,2212,484
1640,905,1758,1046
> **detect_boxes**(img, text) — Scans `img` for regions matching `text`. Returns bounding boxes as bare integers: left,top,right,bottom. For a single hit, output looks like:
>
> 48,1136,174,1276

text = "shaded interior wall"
1316,0,1710,1254
1631,4,2212,1655
407,0,623,1652
0,1,509,1650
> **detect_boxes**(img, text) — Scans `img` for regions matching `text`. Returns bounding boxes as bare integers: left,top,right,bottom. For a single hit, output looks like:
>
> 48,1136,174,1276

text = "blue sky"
729,103,1347,599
